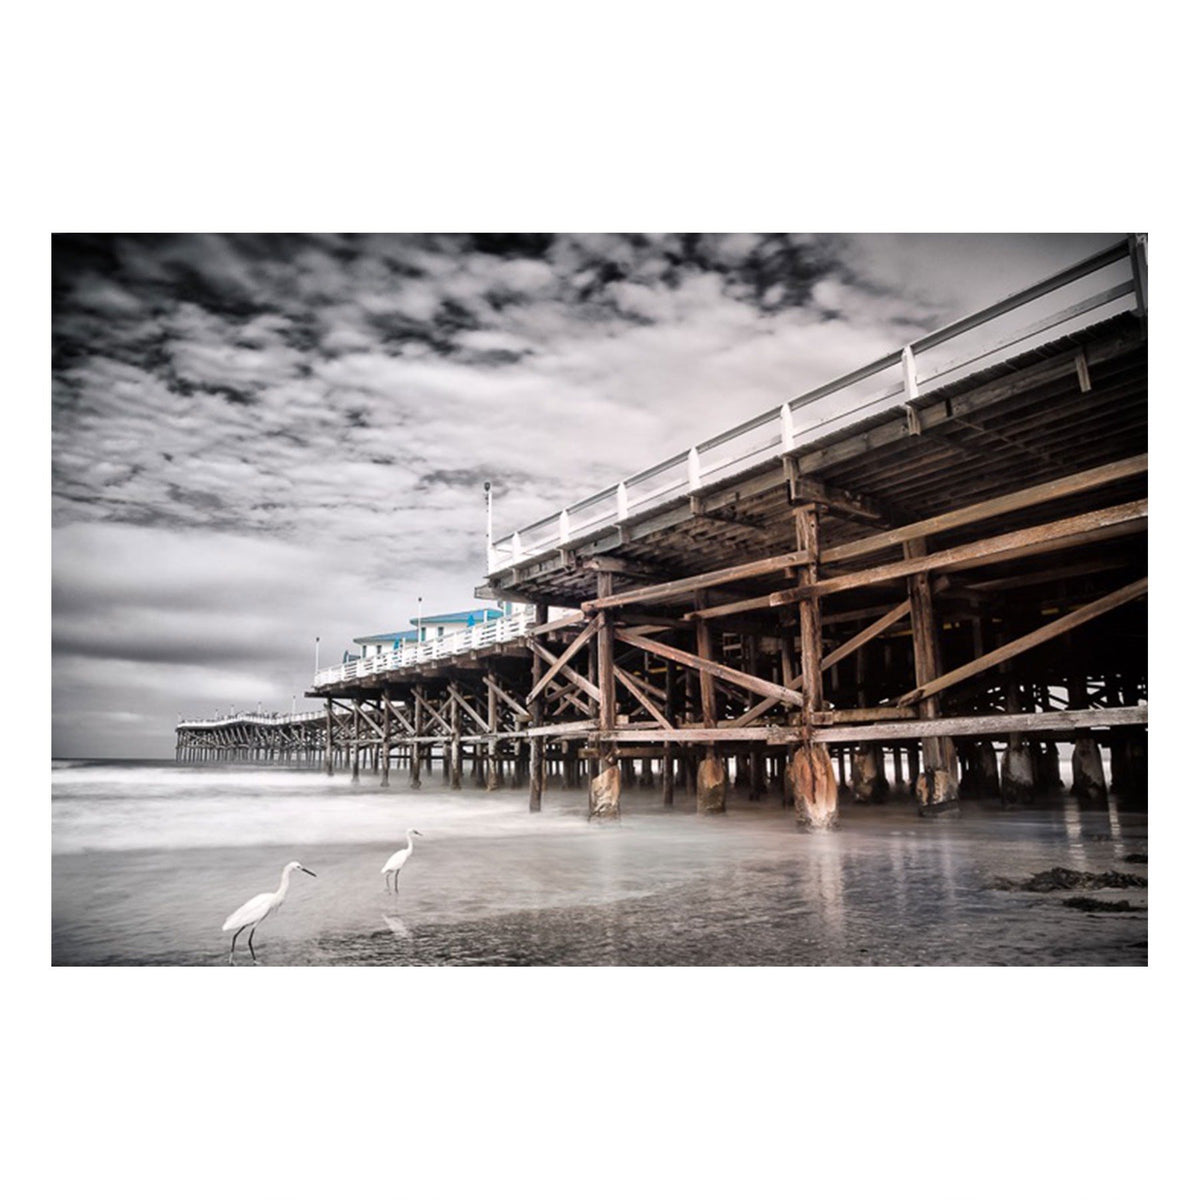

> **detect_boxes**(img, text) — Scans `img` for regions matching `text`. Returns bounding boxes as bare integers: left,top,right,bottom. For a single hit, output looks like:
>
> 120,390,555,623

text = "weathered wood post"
529,603,548,811
851,744,888,803
410,686,423,789
999,650,1033,807
449,691,463,789
1067,655,1107,805
380,689,391,788
589,572,620,819
351,699,361,784
746,636,764,801
906,536,959,815
662,659,676,807
694,603,726,815
486,671,500,791
324,697,334,776
790,503,837,828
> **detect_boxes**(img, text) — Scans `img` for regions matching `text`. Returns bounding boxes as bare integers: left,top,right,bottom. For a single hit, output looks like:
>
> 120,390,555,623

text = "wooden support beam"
380,690,392,786
522,718,601,738
616,629,806,708
906,536,952,776
811,706,1148,744
695,614,718,733
547,677,593,717
662,661,677,807
614,665,674,731
771,499,1147,604
684,592,784,622
531,609,586,636
726,673,802,728
410,686,423,787
581,555,663,580
529,639,603,704
821,579,951,672
445,682,490,733
528,602,548,811
587,706,1148,747
822,598,911,671
784,459,889,525
385,698,415,737
582,550,811,614
821,454,1146,567
413,690,453,736
794,504,823,718
485,671,500,789
811,706,919,724
689,495,772,535
324,697,333,776
894,578,1148,707
936,519,1147,578
597,574,617,732
484,675,531,720
613,658,668,702
526,618,600,703
619,611,695,630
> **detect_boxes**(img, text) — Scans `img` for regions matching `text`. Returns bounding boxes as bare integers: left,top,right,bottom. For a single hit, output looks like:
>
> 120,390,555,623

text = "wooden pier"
204,237,1150,824
175,712,328,766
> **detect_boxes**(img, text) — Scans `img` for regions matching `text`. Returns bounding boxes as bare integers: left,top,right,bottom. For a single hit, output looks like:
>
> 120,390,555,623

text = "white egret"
382,829,423,893
222,860,316,965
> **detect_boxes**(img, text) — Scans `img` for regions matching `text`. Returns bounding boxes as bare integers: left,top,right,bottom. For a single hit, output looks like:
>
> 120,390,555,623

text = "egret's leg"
385,871,393,894
229,925,247,965
247,925,259,964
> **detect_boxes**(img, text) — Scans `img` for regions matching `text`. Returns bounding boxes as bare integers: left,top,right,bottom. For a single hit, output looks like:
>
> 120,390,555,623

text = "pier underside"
295,310,1147,824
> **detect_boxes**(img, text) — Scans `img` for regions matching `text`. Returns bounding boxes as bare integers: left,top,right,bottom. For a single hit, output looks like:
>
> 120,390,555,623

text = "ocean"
51,758,1148,966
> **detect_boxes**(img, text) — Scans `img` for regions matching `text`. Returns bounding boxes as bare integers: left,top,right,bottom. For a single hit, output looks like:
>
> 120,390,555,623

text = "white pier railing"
313,610,535,689
487,236,1146,574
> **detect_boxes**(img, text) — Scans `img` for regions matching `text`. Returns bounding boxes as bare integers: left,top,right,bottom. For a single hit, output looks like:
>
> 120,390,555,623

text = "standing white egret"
222,860,316,965
382,829,423,893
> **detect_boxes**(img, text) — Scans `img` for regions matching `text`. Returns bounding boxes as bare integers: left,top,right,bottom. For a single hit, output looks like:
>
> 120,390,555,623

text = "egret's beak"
414,831,424,837
301,867,317,877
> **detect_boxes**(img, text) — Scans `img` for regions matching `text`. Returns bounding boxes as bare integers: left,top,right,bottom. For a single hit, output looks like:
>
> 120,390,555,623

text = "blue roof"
409,608,504,626
353,629,419,645
354,608,505,645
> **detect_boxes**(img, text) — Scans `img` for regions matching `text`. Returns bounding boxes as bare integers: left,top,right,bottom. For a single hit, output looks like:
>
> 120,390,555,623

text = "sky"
51,231,1122,758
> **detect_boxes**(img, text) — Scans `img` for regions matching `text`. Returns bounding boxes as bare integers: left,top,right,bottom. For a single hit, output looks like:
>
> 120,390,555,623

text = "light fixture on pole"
417,596,423,643
484,480,494,571
315,635,320,673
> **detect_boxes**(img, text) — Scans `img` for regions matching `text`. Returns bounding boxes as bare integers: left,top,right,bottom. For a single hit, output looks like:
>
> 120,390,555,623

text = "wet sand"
52,779,1148,967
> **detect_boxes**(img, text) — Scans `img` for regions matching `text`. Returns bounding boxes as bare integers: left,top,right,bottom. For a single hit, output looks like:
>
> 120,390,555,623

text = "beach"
52,759,1148,966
